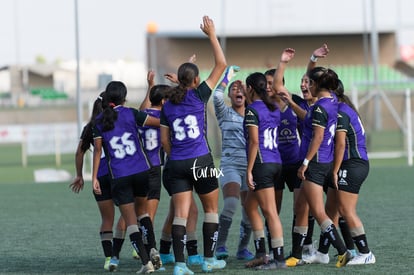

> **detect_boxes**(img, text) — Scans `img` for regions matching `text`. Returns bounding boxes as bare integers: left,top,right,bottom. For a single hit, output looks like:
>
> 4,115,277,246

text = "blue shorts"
219,165,248,192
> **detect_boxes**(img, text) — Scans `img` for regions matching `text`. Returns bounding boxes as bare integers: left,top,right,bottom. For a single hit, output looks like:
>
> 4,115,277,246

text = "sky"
0,0,224,66
2,0,414,67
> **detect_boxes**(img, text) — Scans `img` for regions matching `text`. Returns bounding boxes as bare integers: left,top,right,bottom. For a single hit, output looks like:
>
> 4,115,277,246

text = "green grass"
1,162,414,273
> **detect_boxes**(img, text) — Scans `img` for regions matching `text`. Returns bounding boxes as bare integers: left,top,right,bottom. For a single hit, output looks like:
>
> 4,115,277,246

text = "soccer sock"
350,226,370,254
217,215,232,248
112,229,125,258
159,232,172,254
253,230,267,258
291,226,307,259
304,215,315,245
172,217,187,263
317,231,331,254
203,213,219,258
138,214,157,253
264,219,271,253
238,219,252,251
321,220,347,255
100,231,113,258
217,196,238,248
186,231,198,256
339,217,355,250
270,238,285,262
127,225,150,265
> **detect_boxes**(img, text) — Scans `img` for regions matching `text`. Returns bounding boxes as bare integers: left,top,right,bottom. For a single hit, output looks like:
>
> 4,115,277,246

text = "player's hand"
69,176,84,193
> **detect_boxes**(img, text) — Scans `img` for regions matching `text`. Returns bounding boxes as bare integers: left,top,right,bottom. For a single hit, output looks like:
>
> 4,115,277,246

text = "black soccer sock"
291,230,306,259
172,224,186,263
322,223,346,255
139,215,157,253
130,231,150,264
100,231,113,258
203,222,219,258
304,216,315,245
339,217,355,250
353,234,370,254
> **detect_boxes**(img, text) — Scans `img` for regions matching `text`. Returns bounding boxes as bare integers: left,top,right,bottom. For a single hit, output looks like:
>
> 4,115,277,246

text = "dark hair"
169,62,199,104
246,72,275,111
149,84,170,106
334,79,359,114
101,81,127,131
308,66,339,92
81,91,105,152
264,68,285,85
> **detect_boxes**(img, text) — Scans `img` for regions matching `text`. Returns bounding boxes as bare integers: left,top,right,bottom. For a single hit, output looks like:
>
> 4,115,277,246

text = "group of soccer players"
70,15,375,274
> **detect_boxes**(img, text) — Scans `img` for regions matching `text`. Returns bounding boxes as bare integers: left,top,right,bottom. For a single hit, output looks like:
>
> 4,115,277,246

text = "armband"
310,54,318,63
302,158,310,166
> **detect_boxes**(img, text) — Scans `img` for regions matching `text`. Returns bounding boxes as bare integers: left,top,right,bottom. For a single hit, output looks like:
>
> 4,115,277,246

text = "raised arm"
139,70,156,110
213,65,240,118
200,16,227,89
306,43,329,74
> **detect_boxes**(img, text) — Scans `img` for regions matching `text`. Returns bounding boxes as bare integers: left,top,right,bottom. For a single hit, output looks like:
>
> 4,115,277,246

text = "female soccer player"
243,72,286,270
332,82,376,265
92,81,160,273
160,15,227,275
214,66,254,261
70,92,126,271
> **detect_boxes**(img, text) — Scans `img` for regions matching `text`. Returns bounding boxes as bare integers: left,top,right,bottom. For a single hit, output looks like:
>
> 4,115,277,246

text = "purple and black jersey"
278,106,300,164
80,124,108,177
160,81,211,161
244,100,281,164
300,96,338,163
139,108,163,166
93,106,151,179
292,94,312,137
337,102,368,161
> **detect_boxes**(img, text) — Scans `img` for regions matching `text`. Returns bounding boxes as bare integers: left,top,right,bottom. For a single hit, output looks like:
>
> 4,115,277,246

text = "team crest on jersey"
281,119,289,125
246,110,255,116
315,106,323,113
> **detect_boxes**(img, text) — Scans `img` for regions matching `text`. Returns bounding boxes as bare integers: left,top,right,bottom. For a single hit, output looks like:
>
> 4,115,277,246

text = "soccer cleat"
187,254,203,266
244,254,270,268
149,248,162,270
303,251,330,264
160,253,175,264
133,249,140,259
255,260,287,270
302,243,317,257
236,248,255,260
336,250,352,267
173,262,194,275
215,246,228,260
347,251,376,265
104,256,111,270
109,256,120,272
201,257,226,272
285,256,306,267
137,261,155,274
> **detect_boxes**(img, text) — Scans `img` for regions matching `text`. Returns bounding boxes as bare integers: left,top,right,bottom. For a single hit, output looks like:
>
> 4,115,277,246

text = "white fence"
0,123,79,167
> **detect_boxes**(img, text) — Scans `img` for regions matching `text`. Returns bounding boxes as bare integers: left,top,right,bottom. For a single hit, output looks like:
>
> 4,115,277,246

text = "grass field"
1,145,414,274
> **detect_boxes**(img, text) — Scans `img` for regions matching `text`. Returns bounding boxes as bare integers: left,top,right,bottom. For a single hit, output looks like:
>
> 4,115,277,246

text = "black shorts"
93,174,112,201
111,171,150,206
337,159,369,194
163,153,219,195
304,161,333,187
147,166,161,200
275,162,301,191
252,163,282,191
